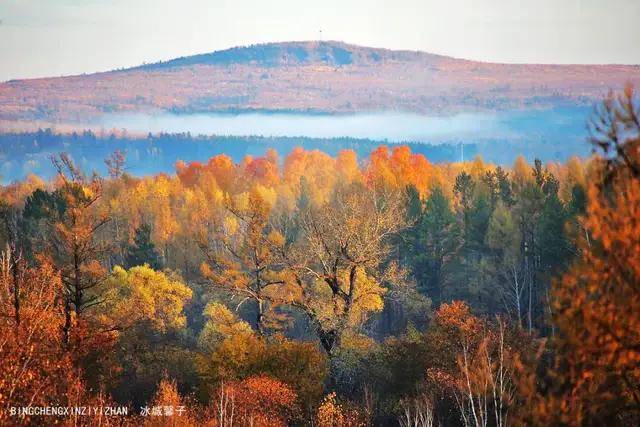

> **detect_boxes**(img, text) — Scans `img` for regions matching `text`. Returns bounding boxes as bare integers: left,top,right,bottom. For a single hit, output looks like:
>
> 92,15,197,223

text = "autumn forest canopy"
1,87,639,426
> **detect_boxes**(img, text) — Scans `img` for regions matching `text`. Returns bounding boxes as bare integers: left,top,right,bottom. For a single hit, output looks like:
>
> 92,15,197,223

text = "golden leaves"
101,265,193,333
198,302,253,352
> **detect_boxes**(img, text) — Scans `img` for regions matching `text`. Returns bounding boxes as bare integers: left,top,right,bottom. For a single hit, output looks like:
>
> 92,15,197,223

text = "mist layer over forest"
1,107,591,182
98,109,581,142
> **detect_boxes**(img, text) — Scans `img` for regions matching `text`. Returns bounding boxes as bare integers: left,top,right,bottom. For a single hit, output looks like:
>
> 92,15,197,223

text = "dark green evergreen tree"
536,173,573,279
125,223,162,269
453,171,475,229
495,166,513,206
404,184,422,223
450,188,495,312
407,186,459,304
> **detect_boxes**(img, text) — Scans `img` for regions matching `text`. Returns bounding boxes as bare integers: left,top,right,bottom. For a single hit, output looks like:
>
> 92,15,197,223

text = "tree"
509,158,569,333
549,86,640,424
589,84,640,181
406,185,458,304
195,298,327,406
536,174,571,334
425,302,519,427
486,201,524,326
105,149,126,179
454,171,475,229
97,265,194,405
200,188,287,335
143,378,198,427
316,392,367,427
0,203,26,329
398,394,435,427
0,255,82,425
212,375,300,427
47,154,111,345
197,302,253,353
125,223,163,269
490,166,513,206
99,265,192,333
280,182,407,354
21,187,66,257
449,170,499,313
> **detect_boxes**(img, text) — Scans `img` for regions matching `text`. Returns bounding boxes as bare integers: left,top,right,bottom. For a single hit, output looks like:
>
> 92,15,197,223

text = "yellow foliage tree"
100,265,193,333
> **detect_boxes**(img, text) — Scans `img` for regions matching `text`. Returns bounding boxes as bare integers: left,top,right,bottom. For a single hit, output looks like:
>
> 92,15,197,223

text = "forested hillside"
0,88,639,425
2,41,640,129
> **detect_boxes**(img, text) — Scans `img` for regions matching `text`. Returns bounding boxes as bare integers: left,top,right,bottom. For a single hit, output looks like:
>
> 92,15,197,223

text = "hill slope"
1,41,639,129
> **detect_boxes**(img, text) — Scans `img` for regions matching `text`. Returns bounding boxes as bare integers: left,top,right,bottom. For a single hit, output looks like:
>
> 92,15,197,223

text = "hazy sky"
1,0,639,81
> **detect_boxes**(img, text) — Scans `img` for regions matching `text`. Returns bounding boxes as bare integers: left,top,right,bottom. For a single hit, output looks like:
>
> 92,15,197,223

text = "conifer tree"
125,223,162,270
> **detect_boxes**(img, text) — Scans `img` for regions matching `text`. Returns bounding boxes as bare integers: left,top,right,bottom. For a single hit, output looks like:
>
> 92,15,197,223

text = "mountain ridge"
1,40,640,130
7,41,640,83
134,41,457,71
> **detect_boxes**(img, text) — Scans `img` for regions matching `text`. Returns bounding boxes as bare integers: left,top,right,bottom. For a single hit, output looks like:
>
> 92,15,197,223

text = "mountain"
1,41,639,130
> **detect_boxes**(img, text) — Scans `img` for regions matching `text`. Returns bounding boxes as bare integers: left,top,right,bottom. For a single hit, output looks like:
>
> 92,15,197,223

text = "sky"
1,0,639,81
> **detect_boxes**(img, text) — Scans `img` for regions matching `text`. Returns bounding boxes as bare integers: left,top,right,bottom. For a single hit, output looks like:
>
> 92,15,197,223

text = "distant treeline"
0,128,588,182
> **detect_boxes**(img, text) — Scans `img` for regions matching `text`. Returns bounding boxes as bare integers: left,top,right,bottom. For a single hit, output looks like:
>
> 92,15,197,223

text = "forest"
0,87,638,426
0,131,477,183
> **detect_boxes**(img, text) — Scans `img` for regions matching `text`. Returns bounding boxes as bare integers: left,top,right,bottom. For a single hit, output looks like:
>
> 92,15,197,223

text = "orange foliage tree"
142,378,198,427
548,85,640,425
49,154,111,345
0,255,82,425
211,375,299,427
425,302,520,427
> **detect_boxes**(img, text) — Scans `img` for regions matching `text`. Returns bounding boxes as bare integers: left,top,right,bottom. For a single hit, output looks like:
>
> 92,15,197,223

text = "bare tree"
399,395,436,427
589,84,640,181
454,318,515,427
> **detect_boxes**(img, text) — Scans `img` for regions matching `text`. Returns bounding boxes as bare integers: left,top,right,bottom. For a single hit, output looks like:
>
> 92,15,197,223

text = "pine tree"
125,223,162,270
409,185,459,304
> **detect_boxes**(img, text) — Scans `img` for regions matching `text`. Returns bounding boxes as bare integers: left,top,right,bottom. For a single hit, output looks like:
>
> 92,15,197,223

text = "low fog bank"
2,132,591,184
1,107,593,182
97,108,588,144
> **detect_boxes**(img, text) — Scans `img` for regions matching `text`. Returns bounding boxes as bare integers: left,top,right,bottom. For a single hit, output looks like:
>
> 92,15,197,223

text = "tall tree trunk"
11,248,21,330
318,329,338,355
256,298,264,336
62,297,71,346
73,245,83,316
526,257,533,334
511,263,522,328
